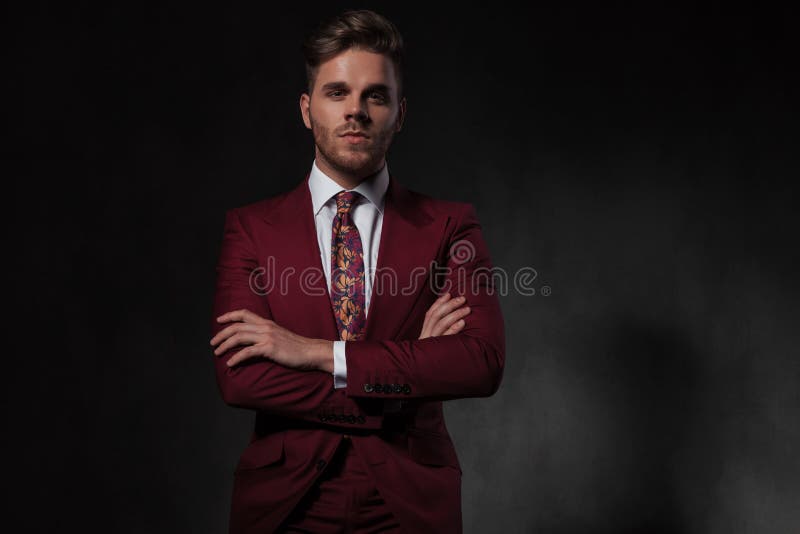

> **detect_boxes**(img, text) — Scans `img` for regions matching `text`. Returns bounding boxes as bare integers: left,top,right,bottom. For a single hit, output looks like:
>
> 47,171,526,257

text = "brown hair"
302,9,405,99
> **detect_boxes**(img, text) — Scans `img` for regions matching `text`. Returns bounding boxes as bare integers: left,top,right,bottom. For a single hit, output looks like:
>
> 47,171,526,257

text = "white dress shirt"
308,159,389,389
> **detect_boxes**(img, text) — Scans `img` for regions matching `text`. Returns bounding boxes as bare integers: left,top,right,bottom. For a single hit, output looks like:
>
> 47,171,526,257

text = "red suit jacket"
211,172,505,533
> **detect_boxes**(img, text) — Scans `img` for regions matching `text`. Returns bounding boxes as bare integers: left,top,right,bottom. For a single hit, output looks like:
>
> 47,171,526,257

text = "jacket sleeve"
211,208,385,429
343,203,506,401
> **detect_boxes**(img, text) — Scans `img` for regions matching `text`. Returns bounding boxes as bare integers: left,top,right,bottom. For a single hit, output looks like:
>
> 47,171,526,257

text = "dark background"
7,2,798,533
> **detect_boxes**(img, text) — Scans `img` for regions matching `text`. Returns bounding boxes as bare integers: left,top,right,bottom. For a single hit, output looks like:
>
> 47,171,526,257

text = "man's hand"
211,309,333,372
419,292,471,339
212,292,468,370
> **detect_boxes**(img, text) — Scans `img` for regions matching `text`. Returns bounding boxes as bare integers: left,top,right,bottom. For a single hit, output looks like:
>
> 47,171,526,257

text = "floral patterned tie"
330,191,367,341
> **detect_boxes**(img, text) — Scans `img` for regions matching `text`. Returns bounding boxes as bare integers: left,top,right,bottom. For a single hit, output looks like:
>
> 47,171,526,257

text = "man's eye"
329,90,344,97
369,93,387,102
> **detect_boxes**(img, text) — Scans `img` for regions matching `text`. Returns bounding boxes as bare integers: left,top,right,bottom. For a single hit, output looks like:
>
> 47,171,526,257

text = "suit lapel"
364,173,447,341
266,172,447,342
266,174,340,340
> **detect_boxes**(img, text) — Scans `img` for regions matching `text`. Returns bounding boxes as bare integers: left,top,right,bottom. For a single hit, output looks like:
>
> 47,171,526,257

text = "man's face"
300,48,406,178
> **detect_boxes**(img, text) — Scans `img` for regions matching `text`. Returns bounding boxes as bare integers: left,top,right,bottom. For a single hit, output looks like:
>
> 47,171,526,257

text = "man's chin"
331,152,379,174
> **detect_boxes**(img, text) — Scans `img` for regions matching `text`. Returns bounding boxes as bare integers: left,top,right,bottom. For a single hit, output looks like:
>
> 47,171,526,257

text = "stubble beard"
310,115,395,178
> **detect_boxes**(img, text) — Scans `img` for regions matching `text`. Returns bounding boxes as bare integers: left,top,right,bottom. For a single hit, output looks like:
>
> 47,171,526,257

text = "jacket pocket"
407,429,462,473
234,432,285,472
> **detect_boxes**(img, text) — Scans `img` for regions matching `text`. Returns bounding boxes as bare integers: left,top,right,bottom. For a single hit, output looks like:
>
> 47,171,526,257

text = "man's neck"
315,156,384,190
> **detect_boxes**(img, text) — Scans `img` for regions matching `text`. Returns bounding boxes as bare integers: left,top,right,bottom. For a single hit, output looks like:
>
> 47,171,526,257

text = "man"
210,9,505,533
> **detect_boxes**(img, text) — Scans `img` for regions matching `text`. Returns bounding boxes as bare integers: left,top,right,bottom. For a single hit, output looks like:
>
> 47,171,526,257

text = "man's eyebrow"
320,81,348,92
363,83,390,93
319,82,391,94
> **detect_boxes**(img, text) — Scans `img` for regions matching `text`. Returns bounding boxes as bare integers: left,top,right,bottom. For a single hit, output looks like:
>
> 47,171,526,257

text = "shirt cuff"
333,340,347,389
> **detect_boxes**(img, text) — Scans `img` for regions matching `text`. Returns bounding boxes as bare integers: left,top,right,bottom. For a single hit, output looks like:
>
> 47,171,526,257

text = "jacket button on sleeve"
402,384,411,394
363,383,374,393
374,383,384,393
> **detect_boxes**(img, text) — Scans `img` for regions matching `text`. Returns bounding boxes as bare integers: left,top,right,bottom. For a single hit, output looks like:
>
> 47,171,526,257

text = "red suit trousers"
277,437,403,533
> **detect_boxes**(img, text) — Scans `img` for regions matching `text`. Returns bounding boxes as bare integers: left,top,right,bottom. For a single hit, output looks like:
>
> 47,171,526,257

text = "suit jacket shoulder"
225,185,296,230
393,184,474,225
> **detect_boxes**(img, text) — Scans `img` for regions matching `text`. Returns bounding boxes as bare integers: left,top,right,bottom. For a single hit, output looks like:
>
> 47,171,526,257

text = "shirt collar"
308,159,389,216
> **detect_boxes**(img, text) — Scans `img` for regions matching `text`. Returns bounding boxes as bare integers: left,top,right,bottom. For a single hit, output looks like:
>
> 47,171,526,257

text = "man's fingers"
214,331,263,356
443,319,465,335
430,295,466,322
216,308,269,325
425,292,451,317
226,343,272,367
434,306,470,336
419,293,469,340
210,322,265,348
429,301,469,333
210,323,241,347
216,308,251,323
226,347,252,367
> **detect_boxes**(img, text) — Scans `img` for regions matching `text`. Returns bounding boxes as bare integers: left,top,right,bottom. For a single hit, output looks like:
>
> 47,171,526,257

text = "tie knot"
335,190,360,212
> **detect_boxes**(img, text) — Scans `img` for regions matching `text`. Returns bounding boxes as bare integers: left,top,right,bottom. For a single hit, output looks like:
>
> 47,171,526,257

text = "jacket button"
319,414,328,422
356,415,366,424
347,414,356,423
374,383,384,393
316,459,326,471
363,383,374,393
402,384,411,394
393,384,403,393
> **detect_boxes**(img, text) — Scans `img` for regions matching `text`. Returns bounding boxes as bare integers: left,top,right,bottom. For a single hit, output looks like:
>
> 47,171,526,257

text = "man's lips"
341,132,368,144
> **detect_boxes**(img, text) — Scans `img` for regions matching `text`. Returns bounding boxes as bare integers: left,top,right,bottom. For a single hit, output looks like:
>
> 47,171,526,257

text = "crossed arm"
211,291,469,370
210,205,504,427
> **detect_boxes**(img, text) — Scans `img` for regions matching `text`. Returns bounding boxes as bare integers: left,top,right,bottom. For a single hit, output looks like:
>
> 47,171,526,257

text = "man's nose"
345,96,369,122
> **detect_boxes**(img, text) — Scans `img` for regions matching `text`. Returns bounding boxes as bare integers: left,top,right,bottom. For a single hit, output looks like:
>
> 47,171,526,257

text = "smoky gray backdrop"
7,3,798,533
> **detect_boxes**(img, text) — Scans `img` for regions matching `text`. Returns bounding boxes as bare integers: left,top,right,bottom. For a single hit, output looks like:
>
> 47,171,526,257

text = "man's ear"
300,93,312,130
395,96,407,132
